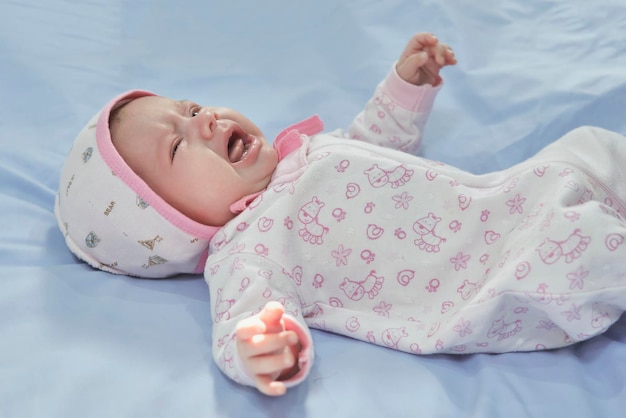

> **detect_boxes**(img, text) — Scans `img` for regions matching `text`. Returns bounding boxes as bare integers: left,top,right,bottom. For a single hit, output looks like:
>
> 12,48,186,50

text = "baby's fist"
396,32,456,86
235,302,300,396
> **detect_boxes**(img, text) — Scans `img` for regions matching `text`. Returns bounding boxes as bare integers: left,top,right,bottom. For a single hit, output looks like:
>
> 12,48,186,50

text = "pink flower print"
537,320,556,330
284,216,293,229
449,252,470,271
562,304,582,321
374,301,392,318
567,265,588,290
453,318,472,337
480,210,490,222
506,193,526,215
393,191,413,209
331,244,352,266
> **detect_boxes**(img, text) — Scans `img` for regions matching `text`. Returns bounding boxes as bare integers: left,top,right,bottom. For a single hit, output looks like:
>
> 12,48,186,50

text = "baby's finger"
256,376,288,397
396,52,429,84
246,349,295,376
400,32,437,61
235,317,266,341
258,301,285,334
411,32,438,49
239,331,298,358
439,43,457,65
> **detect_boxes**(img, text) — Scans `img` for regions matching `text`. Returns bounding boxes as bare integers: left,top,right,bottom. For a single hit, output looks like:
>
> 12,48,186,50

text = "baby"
55,33,626,396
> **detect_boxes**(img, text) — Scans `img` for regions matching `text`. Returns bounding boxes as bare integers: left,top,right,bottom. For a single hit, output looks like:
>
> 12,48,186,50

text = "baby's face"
111,96,278,226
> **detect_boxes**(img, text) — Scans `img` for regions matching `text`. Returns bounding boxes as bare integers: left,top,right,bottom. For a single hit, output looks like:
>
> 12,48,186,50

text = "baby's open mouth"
227,131,251,163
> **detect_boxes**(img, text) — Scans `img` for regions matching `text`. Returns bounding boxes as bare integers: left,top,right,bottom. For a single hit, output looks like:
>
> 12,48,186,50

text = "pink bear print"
535,228,591,264
382,326,408,348
413,213,446,253
219,335,237,371
298,196,329,245
339,270,385,301
214,288,234,322
364,164,414,189
487,316,522,340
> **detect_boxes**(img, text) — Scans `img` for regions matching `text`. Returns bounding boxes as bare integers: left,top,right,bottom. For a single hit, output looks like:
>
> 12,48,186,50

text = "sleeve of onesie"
205,253,314,390
342,63,442,154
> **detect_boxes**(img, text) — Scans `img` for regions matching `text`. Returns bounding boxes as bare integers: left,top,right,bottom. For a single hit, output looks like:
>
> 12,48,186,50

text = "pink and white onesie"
206,68,626,389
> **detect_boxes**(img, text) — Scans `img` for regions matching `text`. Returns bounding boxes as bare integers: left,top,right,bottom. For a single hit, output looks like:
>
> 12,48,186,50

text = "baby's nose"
193,109,220,139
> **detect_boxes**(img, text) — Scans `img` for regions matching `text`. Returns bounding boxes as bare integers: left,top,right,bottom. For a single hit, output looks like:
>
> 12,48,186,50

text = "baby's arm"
236,301,301,396
340,32,456,154
206,254,313,396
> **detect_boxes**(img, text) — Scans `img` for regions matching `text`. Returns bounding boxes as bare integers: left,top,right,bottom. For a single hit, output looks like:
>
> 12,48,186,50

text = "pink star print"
562,304,582,322
449,252,471,271
331,244,352,267
392,191,413,210
506,193,526,214
567,265,588,290
536,320,556,330
453,317,472,337
373,301,392,317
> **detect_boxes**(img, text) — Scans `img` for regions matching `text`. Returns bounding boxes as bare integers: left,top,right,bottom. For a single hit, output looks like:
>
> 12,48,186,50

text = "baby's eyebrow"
176,99,195,113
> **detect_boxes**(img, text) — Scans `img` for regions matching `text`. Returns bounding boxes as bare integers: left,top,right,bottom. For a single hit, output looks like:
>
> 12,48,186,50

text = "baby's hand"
396,32,456,86
236,301,300,396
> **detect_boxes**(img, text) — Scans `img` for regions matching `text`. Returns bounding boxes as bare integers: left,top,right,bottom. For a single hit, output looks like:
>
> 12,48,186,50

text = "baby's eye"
172,139,182,159
191,106,201,117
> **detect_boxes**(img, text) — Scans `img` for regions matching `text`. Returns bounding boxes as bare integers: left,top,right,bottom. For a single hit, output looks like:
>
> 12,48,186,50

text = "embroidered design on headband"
142,255,168,269
136,196,150,209
138,235,163,251
82,147,93,163
85,231,101,248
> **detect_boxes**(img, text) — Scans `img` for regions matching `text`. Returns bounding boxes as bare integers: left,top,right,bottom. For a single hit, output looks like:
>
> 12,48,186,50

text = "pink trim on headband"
96,90,221,240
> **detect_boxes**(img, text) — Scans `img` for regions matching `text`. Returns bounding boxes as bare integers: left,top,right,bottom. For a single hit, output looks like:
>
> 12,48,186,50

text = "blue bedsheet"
2,1,625,417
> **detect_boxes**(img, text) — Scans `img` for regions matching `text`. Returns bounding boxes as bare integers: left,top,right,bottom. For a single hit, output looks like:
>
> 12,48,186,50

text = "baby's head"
55,90,278,278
